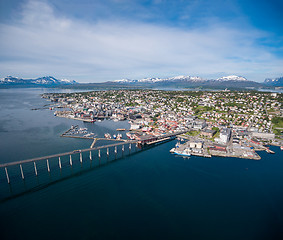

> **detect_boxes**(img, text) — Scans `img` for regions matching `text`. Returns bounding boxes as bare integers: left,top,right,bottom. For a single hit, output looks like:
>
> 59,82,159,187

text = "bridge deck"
0,131,186,168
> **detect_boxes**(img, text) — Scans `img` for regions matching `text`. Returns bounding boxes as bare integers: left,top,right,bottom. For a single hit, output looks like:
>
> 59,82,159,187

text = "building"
200,129,216,138
251,132,275,139
193,119,206,130
215,128,231,144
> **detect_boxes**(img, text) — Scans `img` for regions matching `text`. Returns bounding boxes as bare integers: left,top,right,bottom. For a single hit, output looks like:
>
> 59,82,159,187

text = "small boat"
281,146,283,150
113,134,117,139
104,133,111,139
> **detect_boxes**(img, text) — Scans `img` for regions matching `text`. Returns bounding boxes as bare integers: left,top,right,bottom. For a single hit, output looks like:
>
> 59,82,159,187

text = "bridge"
0,130,187,184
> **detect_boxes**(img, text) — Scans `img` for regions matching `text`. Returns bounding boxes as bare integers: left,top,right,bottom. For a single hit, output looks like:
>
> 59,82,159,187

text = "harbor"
1,88,283,240
170,134,271,160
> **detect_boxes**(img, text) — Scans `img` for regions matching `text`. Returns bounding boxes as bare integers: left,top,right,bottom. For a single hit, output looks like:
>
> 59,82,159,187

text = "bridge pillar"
80,152,83,163
129,143,131,150
89,151,92,160
20,164,24,180
107,148,109,156
5,167,10,184
98,149,101,158
59,157,62,169
69,155,73,166
122,145,124,152
47,159,50,172
34,162,38,176
115,146,117,154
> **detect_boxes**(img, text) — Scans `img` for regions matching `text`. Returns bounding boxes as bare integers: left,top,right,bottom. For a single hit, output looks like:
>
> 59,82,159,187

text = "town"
42,90,283,160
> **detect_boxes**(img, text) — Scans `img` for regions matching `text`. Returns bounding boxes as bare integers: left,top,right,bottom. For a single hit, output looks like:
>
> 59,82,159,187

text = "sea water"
0,88,283,240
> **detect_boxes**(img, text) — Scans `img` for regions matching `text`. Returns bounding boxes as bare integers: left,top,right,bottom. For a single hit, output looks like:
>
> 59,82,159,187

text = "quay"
173,134,262,160
61,135,94,140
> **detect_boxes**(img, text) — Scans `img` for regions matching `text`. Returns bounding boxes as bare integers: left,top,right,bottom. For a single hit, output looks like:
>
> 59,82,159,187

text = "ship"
170,144,191,157
174,148,191,157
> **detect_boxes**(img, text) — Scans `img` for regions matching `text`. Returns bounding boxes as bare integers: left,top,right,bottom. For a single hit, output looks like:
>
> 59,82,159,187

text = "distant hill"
109,75,262,89
264,77,283,87
0,76,77,86
2,74,279,90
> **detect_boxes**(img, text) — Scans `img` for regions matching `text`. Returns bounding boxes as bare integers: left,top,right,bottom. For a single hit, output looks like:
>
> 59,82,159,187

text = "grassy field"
272,117,283,135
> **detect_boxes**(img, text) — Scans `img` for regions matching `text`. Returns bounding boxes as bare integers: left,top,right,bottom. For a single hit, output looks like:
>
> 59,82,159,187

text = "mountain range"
110,75,283,89
0,76,77,86
113,75,248,84
264,77,283,87
1,75,282,89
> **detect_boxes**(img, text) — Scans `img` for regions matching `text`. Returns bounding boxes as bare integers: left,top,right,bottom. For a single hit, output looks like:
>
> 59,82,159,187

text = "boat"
171,148,191,157
281,146,283,150
104,133,111,139
116,128,126,131
113,134,117,139
117,134,122,140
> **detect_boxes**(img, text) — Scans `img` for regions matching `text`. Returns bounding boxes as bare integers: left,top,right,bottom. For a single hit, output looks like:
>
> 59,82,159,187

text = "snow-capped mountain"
264,77,283,87
216,75,247,81
113,75,204,83
109,74,263,89
0,76,77,85
113,75,251,84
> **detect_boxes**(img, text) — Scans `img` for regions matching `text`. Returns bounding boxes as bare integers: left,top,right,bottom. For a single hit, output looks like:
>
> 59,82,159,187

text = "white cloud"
0,0,282,82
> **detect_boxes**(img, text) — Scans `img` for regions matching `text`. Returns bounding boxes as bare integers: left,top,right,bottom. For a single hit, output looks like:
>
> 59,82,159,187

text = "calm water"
0,88,283,240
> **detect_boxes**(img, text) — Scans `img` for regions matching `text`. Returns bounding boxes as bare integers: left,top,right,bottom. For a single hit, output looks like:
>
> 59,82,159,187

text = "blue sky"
0,0,282,82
